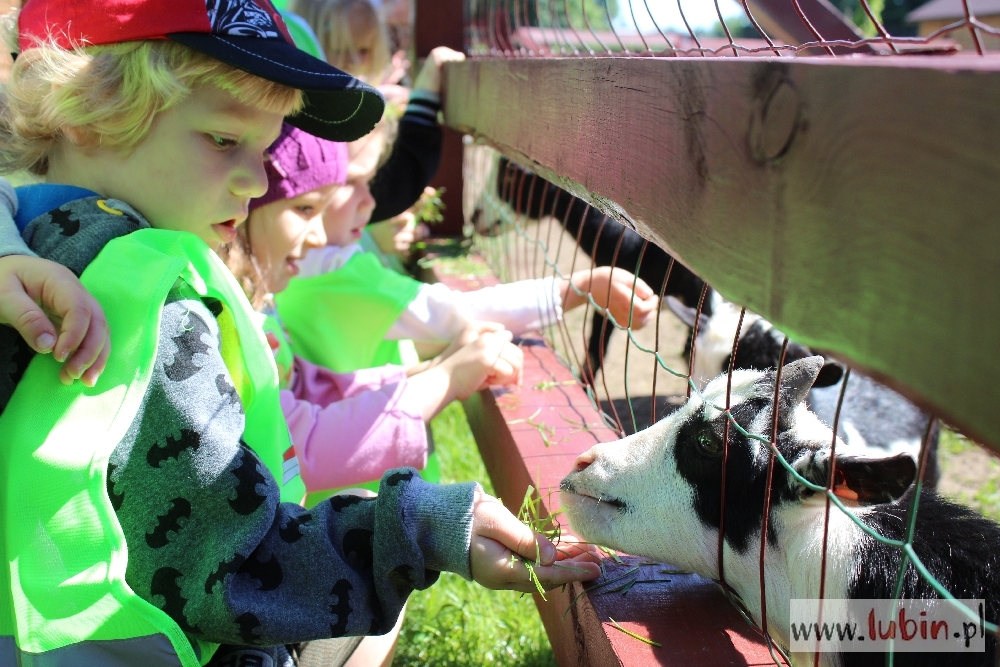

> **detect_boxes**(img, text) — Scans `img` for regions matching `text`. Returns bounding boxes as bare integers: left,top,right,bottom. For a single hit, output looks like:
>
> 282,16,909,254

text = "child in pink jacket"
219,123,522,496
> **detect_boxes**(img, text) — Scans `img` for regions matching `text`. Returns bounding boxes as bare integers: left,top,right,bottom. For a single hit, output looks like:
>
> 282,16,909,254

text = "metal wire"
464,0,997,59
465,141,997,664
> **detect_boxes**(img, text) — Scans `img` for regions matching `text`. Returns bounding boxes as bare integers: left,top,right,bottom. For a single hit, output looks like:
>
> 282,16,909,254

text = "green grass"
938,429,1000,522
394,402,556,667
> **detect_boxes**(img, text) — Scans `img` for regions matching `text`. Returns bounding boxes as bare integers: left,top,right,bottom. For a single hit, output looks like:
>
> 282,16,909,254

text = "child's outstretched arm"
108,289,502,645
0,179,110,386
281,360,430,492
394,267,658,346
559,266,659,330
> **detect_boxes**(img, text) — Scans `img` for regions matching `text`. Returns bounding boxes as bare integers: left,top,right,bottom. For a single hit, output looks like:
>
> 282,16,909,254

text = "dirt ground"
482,219,999,519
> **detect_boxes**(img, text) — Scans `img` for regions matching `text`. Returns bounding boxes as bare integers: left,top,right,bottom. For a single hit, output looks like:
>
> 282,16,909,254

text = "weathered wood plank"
442,56,1000,453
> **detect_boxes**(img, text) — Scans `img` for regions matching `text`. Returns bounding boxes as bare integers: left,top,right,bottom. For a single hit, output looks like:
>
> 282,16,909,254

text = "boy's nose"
233,157,270,199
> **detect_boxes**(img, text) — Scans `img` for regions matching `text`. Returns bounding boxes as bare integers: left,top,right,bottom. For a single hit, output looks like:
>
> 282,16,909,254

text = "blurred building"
908,0,1000,50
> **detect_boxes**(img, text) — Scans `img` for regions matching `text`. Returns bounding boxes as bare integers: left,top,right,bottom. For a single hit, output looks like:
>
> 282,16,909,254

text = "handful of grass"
513,486,665,648
513,485,559,600
513,485,591,600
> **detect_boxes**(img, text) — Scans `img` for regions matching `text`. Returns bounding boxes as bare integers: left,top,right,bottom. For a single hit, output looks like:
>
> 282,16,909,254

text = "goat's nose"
574,451,596,472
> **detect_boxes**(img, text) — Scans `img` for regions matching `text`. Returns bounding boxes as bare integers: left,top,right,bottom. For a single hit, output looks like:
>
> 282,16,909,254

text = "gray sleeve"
0,179,32,258
108,288,476,646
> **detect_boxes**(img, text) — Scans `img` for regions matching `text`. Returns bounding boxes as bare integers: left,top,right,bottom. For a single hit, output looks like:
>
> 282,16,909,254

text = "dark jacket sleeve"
369,93,443,223
108,286,476,646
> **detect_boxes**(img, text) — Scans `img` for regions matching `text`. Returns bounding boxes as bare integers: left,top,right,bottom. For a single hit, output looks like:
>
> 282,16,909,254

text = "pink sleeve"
280,380,428,493
290,355,409,407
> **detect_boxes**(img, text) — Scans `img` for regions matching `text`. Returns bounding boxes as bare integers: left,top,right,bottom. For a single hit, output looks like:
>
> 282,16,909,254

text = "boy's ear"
60,125,96,148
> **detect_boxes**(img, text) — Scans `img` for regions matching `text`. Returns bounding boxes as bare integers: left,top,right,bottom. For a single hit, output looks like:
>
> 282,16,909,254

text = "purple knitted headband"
251,123,349,211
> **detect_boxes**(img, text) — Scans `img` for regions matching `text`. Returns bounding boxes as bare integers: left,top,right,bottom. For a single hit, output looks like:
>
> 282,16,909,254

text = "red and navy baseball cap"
17,0,385,142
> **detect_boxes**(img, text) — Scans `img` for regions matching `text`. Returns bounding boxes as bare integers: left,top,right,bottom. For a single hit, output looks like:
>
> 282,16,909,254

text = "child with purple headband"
222,123,519,501
217,121,540,667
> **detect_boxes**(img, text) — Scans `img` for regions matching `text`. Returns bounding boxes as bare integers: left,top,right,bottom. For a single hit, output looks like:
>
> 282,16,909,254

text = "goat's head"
560,357,916,582
666,295,844,390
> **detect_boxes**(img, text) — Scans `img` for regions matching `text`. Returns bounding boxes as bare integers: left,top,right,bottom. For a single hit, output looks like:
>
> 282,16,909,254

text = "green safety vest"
0,226,304,666
258,311,296,392
257,305,439,504
275,251,422,373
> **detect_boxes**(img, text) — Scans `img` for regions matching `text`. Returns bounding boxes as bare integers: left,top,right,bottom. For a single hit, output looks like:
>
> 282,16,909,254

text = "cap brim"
167,33,384,142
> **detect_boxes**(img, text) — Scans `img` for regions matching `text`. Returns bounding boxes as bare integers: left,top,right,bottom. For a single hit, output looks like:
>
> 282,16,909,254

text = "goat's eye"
697,429,722,455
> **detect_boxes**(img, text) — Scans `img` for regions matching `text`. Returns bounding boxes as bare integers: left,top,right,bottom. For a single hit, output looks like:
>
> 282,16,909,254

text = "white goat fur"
561,369,871,665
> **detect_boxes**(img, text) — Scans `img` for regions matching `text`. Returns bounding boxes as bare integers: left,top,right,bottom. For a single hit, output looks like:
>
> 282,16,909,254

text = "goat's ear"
810,454,916,504
795,451,916,504
666,295,710,331
779,356,824,408
814,360,845,388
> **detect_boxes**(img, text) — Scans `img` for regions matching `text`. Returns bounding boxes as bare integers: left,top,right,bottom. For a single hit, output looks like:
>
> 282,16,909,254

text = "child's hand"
386,50,410,86
0,255,110,387
368,212,429,260
412,46,465,96
442,330,523,400
562,267,658,330
428,320,505,365
470,490,601,592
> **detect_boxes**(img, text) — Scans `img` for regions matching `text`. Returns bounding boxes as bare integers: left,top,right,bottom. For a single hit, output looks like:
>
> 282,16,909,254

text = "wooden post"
414,0,466,236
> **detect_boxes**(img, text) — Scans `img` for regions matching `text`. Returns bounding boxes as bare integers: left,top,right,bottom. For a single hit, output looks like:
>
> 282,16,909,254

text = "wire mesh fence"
460,142,999,665
465,0,1000,57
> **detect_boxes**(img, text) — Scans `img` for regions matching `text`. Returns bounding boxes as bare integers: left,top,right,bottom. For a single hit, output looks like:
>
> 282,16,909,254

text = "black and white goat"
561,357,999,666
487,158,707,376
668,294,940,487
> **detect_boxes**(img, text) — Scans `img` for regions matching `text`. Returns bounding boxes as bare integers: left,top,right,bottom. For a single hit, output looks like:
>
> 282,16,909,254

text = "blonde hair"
0,39,303,175
289,0,390,84
217,223,271,312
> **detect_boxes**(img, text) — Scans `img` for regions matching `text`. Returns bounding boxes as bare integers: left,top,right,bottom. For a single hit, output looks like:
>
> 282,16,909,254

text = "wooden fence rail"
442,55,1000,454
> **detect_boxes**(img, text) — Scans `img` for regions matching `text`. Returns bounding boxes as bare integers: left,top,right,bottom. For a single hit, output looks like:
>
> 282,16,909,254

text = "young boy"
0,3,599,667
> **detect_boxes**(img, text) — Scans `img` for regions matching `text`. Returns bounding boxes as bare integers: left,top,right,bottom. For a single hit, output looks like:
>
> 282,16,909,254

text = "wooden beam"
442,56,1000,453
414,0,466,235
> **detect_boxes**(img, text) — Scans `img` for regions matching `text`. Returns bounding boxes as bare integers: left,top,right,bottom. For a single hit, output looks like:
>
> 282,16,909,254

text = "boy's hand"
0,255,110,387
470,490,601,592
412,46,465,96
443,330,523,399
562,267,658,330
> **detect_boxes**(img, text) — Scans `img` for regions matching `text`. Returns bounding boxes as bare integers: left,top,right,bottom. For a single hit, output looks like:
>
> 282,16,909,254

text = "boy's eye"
296,206,314,215
208,134,238,149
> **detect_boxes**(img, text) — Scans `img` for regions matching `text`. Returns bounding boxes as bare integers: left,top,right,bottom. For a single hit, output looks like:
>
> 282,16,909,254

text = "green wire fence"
461,143,998,666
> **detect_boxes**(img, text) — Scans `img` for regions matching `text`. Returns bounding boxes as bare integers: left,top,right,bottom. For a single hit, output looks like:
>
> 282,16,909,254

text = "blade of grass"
608,618,662,647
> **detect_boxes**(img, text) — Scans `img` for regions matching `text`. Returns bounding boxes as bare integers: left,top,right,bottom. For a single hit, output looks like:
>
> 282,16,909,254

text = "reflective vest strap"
1,633,186,667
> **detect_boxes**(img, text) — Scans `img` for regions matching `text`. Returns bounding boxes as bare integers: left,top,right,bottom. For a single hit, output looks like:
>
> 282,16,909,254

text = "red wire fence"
461,141,998,665
430,0,1000,663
